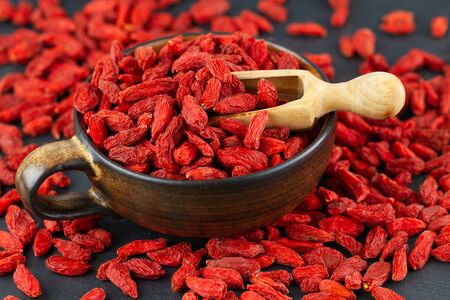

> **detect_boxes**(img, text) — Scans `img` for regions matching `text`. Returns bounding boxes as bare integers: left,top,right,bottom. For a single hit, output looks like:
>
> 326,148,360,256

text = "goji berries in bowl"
16,33,336,237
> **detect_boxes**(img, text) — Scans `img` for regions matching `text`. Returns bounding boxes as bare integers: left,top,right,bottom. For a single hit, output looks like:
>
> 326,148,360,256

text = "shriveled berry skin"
363,262,391,291
33,228,52,257
13,264,42,298
106,263,138,298
45,255,91,276
408,230,437,270
185,276,227,299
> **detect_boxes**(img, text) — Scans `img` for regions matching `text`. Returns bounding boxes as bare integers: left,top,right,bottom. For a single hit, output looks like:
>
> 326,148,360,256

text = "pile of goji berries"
0,0,450,299
74,34,309,178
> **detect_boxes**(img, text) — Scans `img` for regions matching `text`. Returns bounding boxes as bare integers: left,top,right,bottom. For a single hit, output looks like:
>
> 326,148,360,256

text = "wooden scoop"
212,70,405,130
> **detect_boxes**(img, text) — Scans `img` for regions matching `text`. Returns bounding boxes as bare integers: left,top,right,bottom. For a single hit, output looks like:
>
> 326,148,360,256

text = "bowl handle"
15,136,112,219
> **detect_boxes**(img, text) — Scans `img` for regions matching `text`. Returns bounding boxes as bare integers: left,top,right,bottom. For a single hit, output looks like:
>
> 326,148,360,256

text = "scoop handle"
315,72,405,120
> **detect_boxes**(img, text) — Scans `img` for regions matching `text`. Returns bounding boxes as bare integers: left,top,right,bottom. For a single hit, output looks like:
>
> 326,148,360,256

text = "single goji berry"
380,10,415,35
124,258,165,280
45,255,91,276
431,16,448,39
79,287,106,300
106,262,138,298
287,22,328,37
362,262,391,291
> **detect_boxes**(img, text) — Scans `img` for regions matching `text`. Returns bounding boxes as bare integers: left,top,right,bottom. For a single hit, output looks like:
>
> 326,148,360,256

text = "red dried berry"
362,262,391,291
287,22,328,37
206,257,260,279
13,264,42,298
5,205,37,245
106,262,138,298
124,258,165,280
185,276,227,299
380,10,415,35
331,256,367,282
147,242,191,267
431,243,450,262
372,286,405,300
408,230,437,270
363,226,387,259
32,229,52,257
200,267,244,289
53,238,91,262
352,28,376,57
45,255,91,276
319,279,356,300
257,0,287,23
79,287,107,300
302,247,345,274
392,244,408,281
117,238,167,257
431,16,448,39
260,240,304,267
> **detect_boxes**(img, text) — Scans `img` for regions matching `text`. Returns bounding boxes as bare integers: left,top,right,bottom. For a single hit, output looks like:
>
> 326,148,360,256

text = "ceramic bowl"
16,34,336,237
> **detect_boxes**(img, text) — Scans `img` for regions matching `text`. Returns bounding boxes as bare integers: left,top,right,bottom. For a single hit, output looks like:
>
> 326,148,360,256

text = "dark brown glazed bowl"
15,34,336,237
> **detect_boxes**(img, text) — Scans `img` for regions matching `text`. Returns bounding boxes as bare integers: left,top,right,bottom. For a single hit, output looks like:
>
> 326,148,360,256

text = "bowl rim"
74,33,337,188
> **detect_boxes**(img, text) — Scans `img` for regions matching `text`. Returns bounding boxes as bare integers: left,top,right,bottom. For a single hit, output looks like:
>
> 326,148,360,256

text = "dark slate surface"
1,0,450,299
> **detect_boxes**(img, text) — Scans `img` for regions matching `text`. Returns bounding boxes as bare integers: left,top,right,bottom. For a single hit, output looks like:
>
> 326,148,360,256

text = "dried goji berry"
79,287,107,300
379,231,409,262
319,279,356,300
302,247,345,273
0,189,21,215
339,36,354,58
363,226,387,259
258,269,293,287
247,282,292,300
392,244,408,281
53,238,91,262
206,237,264,259
124,258,165,280
287,22,328,37
293,265,329,285
106,262,138,298
319,215,364,238
431,243,450,262
32,229,52,257
116,238,166,257
334,232,363,256
0,252,26,275
344,271,363,291
45,255,91,276
250,273,289,294
5,205,37,245
185,276,227,299
0,230,22,252
352,28,376,58
431,16,448,39
206,256,260,279
260,240,304,267
200,267,244,289
408,230,437,270
285,222,335,243
362,262,391,291
12,264,41,298
380,10,415,35
331,256,367,282
257,0,287,23
147,242,191,267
